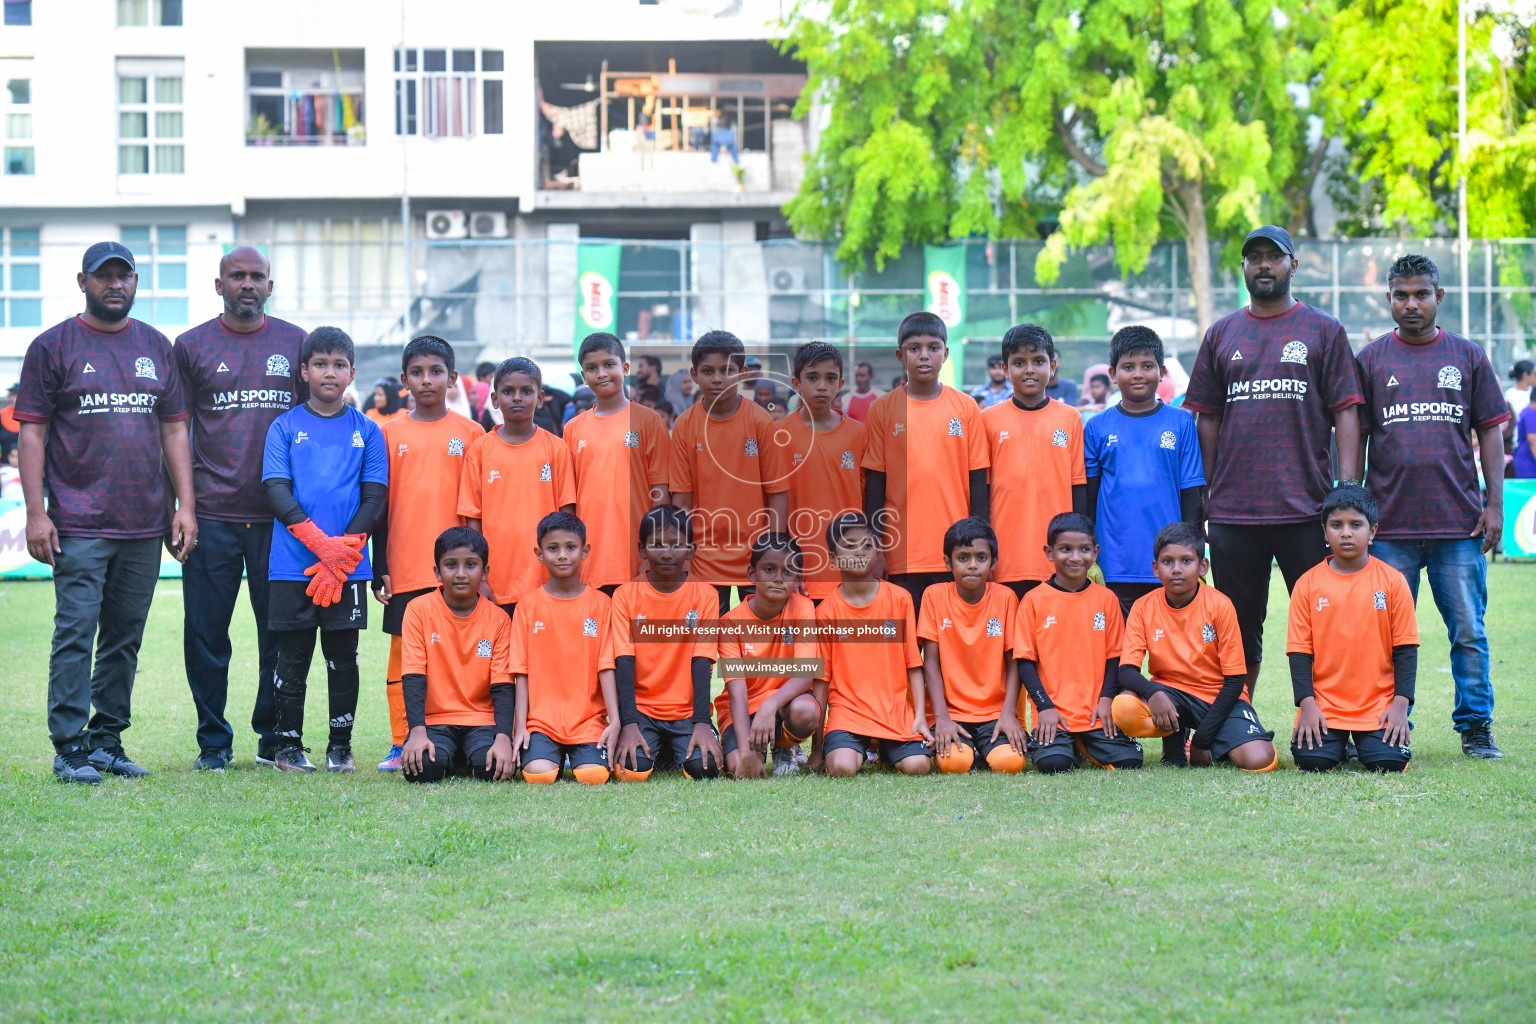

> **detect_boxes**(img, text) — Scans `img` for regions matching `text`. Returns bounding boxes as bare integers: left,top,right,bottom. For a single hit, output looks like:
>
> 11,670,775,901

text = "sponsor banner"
574,243,622,363
923,243,967,388
1504,480,1536,558
0,500,184,579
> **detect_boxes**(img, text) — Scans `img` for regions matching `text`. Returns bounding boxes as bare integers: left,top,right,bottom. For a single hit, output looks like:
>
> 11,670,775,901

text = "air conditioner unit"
425,210,468,240
470,211,509,238
768,267,808,294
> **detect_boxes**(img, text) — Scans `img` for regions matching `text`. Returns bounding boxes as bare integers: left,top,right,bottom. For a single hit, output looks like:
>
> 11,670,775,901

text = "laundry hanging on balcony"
540,98,600,150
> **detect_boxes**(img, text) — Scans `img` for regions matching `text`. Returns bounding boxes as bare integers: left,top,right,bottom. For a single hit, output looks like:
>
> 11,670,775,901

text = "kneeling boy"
400,527,516,782
1288,485,1417,772
1112,522,1277,771
1013,513,1143,772
511,511,621,784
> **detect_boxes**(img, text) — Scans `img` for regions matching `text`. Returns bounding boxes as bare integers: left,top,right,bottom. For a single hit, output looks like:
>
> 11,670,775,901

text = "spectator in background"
655,398,676,430
665,367,697,412
890,374,907,392
564,385,595,425
1506,360,1534,416
845,361,883,422
1042,366,1080,406
753,380,785,418
1,383,19,456
1079,372,1113,411
470,360,495,419
366,378,404,426
969,354,1011,409
0,446,21,500
636,355,663,394
1514,402,1536,478
710,110,740,164
636,384,663,411
445,376,477,424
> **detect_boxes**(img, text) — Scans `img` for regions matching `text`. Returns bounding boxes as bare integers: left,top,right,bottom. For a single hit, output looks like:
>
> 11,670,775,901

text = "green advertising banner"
1503,480,1536,557
923,244,967,387
574,243,622,363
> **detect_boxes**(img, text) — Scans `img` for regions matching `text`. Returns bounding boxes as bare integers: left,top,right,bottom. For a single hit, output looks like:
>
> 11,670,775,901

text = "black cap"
1241,225,1294,257
82,241,136,273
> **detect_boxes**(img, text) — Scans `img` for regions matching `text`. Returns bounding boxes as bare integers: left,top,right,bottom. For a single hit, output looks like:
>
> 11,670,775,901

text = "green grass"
0,567,1533,1023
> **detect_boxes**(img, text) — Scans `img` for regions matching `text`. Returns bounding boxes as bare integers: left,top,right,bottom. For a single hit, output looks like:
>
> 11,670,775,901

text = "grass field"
0,567,1533,1023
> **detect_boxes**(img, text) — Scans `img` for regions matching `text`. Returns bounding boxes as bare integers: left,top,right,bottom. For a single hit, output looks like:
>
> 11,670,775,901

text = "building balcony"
245,48,365,148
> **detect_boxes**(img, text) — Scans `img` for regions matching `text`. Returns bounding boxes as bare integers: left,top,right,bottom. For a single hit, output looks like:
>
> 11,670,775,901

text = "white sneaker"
772,746,800,776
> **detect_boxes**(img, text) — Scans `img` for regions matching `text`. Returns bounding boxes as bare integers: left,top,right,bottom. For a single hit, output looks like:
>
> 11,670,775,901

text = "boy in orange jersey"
510,511,620,784
983,325,1086,599
1012,513,1143,773
1112,523,1278,771
782,342,866,602
564,333,670,595
609,504,722,781
717,533,822,778
398,527,515,782
862,312,989,616
816,512,932,776
458,358,575,616
920,517,1025,774
371,335,482,773
670,331,789,614
1288,486,1417,772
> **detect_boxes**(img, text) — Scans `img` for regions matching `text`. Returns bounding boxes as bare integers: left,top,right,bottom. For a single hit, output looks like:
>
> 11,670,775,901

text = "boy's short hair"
1001,323,1055,362
474,361,496,379
1321,483,1380,528
691,330,746,369
750,531,803,572
301,326,354,365
1090,373,1111,387
986,354,1004,368
826,511,875,552
793,341,843,378
578,332,625,364
654,399,675,416
434,525,489,565
635,384,663,405
855,361,874,374
1388,253,1440,287
537,510,586,545
897,311,947,345
1108,325,1164,370
638,503,693,547
402,334,455,374
1046,512,1097,547
494,356,542,390
1153,521,1205,559
943,516,997,560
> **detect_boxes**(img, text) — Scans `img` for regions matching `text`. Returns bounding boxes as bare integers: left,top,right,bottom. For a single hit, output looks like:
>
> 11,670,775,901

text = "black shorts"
615,713,719,774
1155,684,1274,762
521,731,608,776
1105,581,1160,620
1206,522,1327,666
824,729,930,766
405,724,501,782
268,579,369,631
382,587,435,635
719,703,815,757
1291,727,1411,772
1027,728,1144,769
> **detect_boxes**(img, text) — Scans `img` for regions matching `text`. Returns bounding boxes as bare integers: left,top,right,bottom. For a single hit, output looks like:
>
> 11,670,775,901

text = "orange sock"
523,768,559,784
985,745,1025,774
572,764,610,785
385,636,407,745
614,765,652,782
1111,693,1172,738
937,744,975,774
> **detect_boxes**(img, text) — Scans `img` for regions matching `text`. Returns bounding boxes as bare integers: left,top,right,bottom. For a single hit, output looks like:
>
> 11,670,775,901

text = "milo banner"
574,243,622,363
0,500,183,579
1504,480,1536,557
923,244,967,387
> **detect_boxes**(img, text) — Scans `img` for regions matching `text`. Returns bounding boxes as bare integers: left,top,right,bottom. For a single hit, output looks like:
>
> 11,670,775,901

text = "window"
5,2,32,27
117,0,182,26
121,225,188,325
3,75,31,174
245,49,365,146
117,60,184,173
1,227,41,327
394,48,503,137
269,217,402,312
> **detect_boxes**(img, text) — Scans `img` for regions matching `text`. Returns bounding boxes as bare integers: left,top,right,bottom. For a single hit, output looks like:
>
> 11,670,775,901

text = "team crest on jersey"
685,609,700,628
1437,365,1463,391
447,437,465,456
624,430,640,449
985,617,1003,638
781,625,795,646
1093,612,1106,631
1373,590,1387,611
351,430,365,448
841,449,856,470
539,462,552,482
475,639,492,658
134,357,158,380
1201,622,1217,643
266,354,291,377
1280,340,1309,365
1051,428,1069,448
882,618,897,637
947,417,964,437
744,438,760,456
1159,430,1177,450
582,617,599,638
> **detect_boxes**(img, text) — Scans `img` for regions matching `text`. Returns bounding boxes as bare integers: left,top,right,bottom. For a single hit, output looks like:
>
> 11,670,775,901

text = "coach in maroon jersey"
175,245,306,772
1357,254,1507,759
16,241,197,783
1183,226,1364,705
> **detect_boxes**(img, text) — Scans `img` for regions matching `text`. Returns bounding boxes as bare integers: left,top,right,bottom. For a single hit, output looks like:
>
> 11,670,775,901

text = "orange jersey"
862,385,989,574
917,582,1018,723
510,585,616,744
983,399,1085,581
1013,581,1124,731
609,579,719,721
714,592,819,732
381,411,480,594
564,402,670,587
1121,585,1247,703
400,592,513,727
456,427,576,604
783,411,866,598
668,399,791,585
817,581,923,740
1287,557,1418,730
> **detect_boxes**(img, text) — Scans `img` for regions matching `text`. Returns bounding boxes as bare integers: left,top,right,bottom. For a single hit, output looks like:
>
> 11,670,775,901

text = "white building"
0,0,812,381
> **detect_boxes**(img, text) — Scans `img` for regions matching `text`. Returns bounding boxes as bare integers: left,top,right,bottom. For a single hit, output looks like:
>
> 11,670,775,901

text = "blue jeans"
1372,538,1493,732
709,128,738,163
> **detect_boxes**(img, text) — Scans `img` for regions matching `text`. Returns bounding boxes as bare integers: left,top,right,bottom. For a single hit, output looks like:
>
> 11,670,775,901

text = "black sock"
1161,729,1188,766
321,629,361,746
272,629,317,744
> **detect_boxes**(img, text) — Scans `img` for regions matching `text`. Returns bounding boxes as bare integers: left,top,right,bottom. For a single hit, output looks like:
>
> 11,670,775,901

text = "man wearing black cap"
15,241,198,783
174,245,306,772
1181,226,1363,737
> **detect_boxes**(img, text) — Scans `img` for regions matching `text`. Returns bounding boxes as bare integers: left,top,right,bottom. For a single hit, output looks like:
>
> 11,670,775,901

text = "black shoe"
1161,730,1189,767
53,747,103,784
194,747,233,772
272,744,317,773
1344,739,1359,763
88,746,149,778
254,739,277,768
325,743,354,773
1461,722,1504,759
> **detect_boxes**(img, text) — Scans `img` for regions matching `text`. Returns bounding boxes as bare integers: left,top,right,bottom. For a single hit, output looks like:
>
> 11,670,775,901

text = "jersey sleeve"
261,416,292,483
1176,410,1205,487
361,419,389,486
457,437,484,518
490,612,514,685
1181,330,1223,414
1213,594,1248,676
1000,590,1020,654
1102,590,1125,657
813,602,835,682
759,413,791,494
596,597,617,672
607,587,635,659
1286,576,1314,656
645,412,670,487
1067,411,1086,484
1011,594,1037,662
861,401,887,472
1387,570,1420,648
1319,323,1365,412
897,588,923,669
1467,347,1513,430
551,436,576,508
916,587,942,643
963,399,989,471
13,335,59,423
400,601,430,677
691,590,719,662
669,414,695,494
507,606,529,676
1083,419,1103,478
1119,600,1148,669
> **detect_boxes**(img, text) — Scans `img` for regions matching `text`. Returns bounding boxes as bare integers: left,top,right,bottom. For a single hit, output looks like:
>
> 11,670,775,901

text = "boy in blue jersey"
1084,326,1205,618
261,327,389,773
